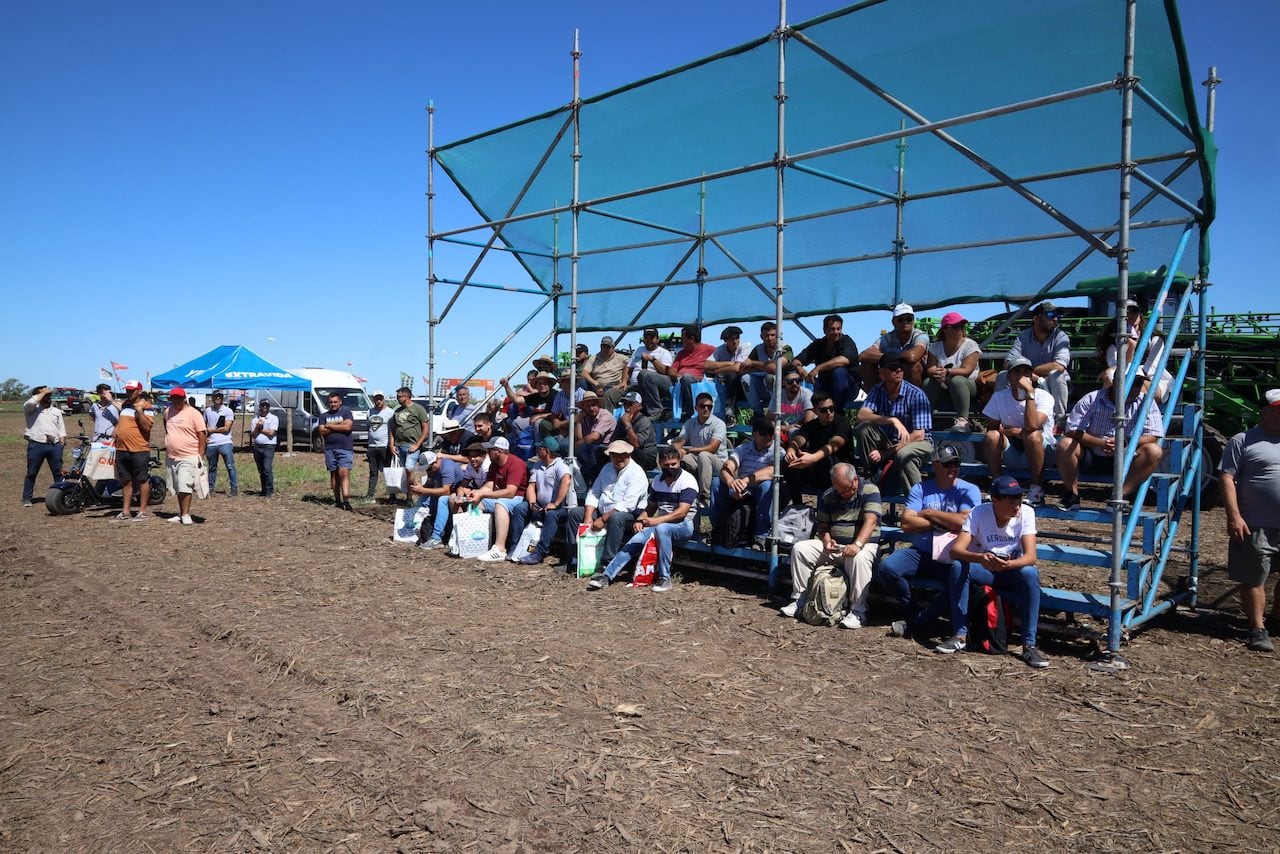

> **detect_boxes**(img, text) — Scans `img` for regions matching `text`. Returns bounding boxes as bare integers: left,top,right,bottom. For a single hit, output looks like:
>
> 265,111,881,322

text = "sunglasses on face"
784,378,801,385
1042,312,1060,320
816,406,836,413
883,364,905,372
696,403,713,410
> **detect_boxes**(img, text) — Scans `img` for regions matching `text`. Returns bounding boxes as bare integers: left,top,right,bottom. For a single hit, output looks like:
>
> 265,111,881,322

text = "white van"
260,368,373,451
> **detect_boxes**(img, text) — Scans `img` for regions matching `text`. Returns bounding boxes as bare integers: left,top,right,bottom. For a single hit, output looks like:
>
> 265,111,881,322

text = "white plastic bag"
393,506,431,543
383,465,407,493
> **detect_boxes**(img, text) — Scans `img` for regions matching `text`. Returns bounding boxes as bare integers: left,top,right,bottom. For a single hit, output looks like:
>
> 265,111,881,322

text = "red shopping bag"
631,534,658,587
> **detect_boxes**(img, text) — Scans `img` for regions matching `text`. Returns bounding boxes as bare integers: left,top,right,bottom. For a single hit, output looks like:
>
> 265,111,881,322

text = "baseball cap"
1034,301,1060,316
576,343,590,354
418,451,438,468
600,335,615,347
642,326,659,337
622,390,642,405
539,435,561,453
721,325,743,340
892,303,914,318
940,311,967,327
605,439,634,455
168,387,187,398
1124,298,1141,310
484,436,511,451
439,418,462,432
1267,389,1280,407
1006,355,1033,371
933,443,963,464
990,475,1026,497
370,389,385,398
878,352,906,369
124,380,143,391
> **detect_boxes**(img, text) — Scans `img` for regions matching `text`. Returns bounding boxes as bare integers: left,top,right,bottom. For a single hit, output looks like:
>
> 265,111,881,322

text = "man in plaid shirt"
854,353,934,495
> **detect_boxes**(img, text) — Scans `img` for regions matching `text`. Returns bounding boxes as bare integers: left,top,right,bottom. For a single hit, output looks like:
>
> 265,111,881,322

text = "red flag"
111,361,128,372
354,375,368,384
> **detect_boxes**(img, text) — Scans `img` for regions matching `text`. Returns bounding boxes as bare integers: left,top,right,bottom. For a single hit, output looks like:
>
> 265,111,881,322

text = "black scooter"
45,421,168,515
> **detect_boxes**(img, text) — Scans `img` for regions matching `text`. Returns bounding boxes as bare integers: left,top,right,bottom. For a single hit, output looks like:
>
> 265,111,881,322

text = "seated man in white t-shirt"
980,355,1055,507
943,475,1049,669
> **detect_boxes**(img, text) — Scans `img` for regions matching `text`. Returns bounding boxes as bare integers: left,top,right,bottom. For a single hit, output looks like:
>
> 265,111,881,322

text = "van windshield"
315,387,371,411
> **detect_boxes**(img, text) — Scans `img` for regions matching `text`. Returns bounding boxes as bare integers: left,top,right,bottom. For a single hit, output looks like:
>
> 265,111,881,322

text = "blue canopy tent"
152,345,312,451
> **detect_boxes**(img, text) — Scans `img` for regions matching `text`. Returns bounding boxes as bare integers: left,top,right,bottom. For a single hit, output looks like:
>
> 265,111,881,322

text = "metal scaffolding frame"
426,0,1214,662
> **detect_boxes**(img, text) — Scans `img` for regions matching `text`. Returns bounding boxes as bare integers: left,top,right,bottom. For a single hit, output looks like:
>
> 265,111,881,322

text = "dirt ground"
2,412,1278,852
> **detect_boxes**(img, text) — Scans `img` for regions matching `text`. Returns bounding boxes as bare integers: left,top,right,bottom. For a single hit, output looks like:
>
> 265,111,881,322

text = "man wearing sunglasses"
672,391,728,507
1000,300,1072,422
783,391,852,504
769,368,815,426
855,353,934,495
876,443,981,642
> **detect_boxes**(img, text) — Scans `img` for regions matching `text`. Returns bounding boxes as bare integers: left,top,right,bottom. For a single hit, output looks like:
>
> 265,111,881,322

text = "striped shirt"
817,482,883,544
729,437,776,477
1066,389,1164,445
862,381,933,443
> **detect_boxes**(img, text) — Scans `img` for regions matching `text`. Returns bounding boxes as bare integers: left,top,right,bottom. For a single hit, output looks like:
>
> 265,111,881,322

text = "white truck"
259,368,373,452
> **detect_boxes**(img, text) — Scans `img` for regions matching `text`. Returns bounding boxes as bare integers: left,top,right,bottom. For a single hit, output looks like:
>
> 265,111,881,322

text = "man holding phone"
204,391,238,496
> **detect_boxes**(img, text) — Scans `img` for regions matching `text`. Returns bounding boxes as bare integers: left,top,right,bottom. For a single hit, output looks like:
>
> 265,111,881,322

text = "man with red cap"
163,387,207,525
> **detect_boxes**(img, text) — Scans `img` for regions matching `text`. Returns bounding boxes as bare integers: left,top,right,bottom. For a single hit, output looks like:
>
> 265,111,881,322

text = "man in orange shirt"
163,387,207,525
113,381,156,521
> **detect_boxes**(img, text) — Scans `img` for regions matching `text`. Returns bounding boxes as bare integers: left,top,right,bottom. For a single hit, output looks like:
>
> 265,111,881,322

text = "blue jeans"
964,564,1042,648
576,442,604,485
567,506,637,568
23,440,63,502
206,443,238,494
816,365,858,413
508,503,570,559
743,372,771,412
710,476,775,538
875,546,967,632
252,444,275,496
601,518,694,583
394,443,421,471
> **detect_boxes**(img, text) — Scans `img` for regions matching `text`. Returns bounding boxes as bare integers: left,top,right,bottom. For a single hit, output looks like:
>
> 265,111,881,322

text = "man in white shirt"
250,400,279,498
980,356,1055,506
90,383,120,439
203,391,238,496
22,385,66,507
566,440,650,572
621,327,673,394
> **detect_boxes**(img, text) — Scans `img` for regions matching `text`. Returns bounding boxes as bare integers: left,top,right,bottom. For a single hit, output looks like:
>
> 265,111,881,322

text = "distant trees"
0,378,30,401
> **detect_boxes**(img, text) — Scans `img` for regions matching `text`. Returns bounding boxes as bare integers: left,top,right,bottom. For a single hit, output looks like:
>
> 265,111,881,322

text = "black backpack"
968,582,1015,655
714,496,755,548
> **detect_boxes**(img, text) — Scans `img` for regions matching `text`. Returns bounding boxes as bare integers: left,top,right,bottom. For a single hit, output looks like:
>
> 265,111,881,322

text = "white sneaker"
1027,484,1045,506
951,416,971,434
181,515,194,525
779,600,800,618
839,612,863,630
476,546,507,562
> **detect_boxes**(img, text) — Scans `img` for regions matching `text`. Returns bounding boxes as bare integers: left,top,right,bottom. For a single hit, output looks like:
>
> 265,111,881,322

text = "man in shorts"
113,381,155,520
163,387,207,525
319,391,355,511
470,437,530,562
1221,389,1280,652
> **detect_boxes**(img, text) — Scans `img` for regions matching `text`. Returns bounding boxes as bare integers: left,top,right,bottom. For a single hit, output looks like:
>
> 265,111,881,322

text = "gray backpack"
774,503,816,546
799,565,848,627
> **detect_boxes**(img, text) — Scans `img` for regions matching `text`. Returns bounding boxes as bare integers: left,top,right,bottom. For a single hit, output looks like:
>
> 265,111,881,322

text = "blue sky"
2,0,1274,395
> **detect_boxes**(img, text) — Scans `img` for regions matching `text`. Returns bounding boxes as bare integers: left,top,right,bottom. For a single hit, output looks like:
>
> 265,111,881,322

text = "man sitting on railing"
998,301,1072,423
580,336,630,407
858,303,928,388
703,326,751,420
791,313,859,414
1055,366,1164,511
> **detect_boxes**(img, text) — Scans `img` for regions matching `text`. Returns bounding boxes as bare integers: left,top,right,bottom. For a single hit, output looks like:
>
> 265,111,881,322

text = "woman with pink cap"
923,311,982,433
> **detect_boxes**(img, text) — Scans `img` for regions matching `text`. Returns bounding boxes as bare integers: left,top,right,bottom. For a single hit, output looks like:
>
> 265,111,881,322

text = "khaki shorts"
165,456,199,495
1228,527,1280,587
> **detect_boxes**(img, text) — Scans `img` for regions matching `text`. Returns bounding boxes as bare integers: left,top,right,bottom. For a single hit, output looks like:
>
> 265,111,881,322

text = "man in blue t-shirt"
874,443,982,639
318,392,355,511
408,451,465,548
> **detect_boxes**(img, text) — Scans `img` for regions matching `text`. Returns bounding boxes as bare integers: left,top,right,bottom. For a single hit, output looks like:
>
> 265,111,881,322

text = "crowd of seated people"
399,302,1172,664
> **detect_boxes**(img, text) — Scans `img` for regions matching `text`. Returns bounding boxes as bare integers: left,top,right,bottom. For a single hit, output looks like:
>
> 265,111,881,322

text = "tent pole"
768,0,789,592
696,180,707,328
427,100,438,445
568,28,582,466
892,118,907,306
552,207,561,370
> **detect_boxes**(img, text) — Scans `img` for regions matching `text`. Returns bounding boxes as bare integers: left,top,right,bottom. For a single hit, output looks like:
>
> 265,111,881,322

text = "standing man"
981,356,1056,507
365,390,395,499
876,444,982,641
391,386,431,470
319,391,354,511
740,321,794,414
858,303,929,388
791,314,859,414
580,336,630,407
703,326,751,419
588,445,697,592
608,391,657,472
113,382,155,520
1002,301,1072,422
203,391,238,496
163,387,207,525
672,391,728,507
780,463,882,630
855,353,934,495
1220,388,1280,652
90,383,120,439
21,386,65,508
250,400,279,499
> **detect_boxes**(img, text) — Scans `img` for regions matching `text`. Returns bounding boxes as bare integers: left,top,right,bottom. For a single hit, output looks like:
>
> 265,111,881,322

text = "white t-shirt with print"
962,503,1036,559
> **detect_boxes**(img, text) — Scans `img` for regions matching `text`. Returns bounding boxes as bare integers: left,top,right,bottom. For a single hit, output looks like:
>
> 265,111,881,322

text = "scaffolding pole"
768,0,789,590
568,29,582,467
427,101,437,442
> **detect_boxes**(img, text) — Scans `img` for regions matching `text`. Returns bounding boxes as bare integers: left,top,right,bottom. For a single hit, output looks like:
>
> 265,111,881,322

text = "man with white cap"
163,387,207,525
607,391,657,471
433,417,475,465
364,390,394,500
1056,367,1163,511
408,450,466,549
1000,301,1072,422
1220,389,1280,652
791,313,860,414
859,303,929,388
471,436,530,562
21,385,66,507
981,355,1055,507
566,439,649,572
